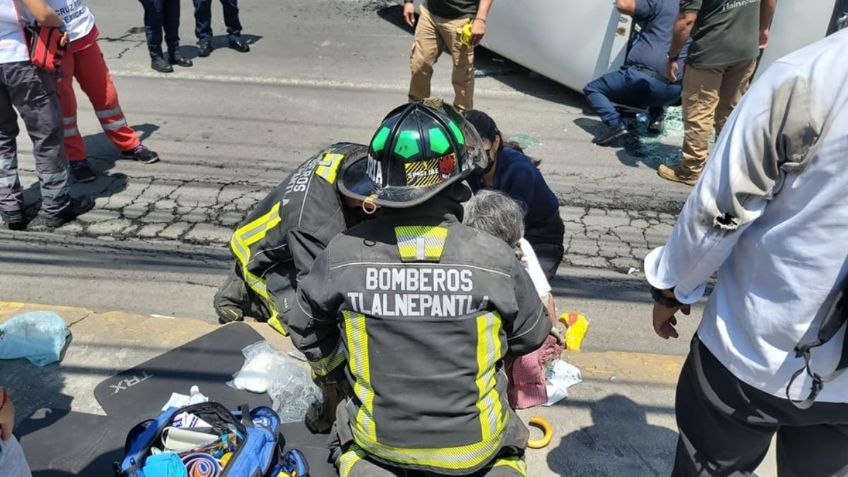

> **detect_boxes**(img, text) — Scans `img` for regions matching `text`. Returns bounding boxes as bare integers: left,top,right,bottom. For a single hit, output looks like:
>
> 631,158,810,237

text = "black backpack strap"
787,280,848,409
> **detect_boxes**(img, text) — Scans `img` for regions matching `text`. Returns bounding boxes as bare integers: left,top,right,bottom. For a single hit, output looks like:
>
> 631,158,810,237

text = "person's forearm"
476,0,493,21
20,0,64,27
760,0,776,31
669,13,696,59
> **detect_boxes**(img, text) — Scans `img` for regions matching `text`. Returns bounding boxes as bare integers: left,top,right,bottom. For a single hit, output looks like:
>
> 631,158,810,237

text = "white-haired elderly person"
465,189,563,408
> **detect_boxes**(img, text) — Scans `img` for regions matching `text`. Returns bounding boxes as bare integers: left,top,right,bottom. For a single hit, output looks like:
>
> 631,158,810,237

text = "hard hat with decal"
338,102,488,208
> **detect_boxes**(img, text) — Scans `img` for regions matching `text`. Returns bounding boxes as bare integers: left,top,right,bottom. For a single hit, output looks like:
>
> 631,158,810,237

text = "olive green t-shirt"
424,0,479,20
681,0,761,68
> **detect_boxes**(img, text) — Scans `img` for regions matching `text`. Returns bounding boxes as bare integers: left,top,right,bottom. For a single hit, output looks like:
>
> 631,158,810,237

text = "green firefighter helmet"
338,102,488,208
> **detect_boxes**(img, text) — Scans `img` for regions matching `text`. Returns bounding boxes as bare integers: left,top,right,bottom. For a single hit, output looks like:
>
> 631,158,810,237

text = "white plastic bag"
0,312,69,367
229,341,321,423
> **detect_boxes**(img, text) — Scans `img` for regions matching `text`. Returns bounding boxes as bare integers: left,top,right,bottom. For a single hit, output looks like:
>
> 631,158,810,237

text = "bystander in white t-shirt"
0,0,29,64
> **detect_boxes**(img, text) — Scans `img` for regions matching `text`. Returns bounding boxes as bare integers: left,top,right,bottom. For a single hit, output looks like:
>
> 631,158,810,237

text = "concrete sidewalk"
0,301,776,476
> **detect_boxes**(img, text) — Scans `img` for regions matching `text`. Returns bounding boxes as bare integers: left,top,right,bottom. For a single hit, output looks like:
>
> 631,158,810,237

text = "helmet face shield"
338,102,488,208
438,104,490,173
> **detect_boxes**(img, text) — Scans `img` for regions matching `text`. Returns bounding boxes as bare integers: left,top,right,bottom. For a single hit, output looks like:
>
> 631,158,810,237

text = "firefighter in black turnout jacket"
288,104,552,477
214,142,371,333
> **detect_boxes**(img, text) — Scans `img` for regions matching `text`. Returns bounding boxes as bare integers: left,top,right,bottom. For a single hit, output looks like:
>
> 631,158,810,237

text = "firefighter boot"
213,271,248,324
305,381,352,433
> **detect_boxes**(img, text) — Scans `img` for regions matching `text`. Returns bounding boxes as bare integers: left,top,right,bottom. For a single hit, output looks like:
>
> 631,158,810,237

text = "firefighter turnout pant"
58,38,141,162
339,444,527,477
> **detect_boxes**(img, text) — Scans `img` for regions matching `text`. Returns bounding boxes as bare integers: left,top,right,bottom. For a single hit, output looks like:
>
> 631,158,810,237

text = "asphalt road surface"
0,1,775,475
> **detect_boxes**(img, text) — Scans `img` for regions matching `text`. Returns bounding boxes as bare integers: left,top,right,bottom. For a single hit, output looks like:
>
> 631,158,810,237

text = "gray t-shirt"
682,0,761,68
424,0,478,19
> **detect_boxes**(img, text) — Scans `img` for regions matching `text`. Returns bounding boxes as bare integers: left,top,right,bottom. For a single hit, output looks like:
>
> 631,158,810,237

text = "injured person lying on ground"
287,103,551,477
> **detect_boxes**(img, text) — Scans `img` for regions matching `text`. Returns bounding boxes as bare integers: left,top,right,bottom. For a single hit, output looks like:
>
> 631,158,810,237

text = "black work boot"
70,159,96,183
28,196,94,230
0,210,25,231
228,37,250,53
197,39,213,57
151,56,173,73
169,50,193,67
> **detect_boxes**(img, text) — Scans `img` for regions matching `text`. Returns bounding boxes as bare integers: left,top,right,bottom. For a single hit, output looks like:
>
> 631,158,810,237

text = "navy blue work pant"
193,0,243,42
584,66,682,129
138,0,181,58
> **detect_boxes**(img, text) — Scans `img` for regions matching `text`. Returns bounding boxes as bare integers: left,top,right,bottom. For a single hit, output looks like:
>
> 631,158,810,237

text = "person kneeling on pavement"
464,109,565,280
214,143,373,432
288,103,551,477
583,0,687,146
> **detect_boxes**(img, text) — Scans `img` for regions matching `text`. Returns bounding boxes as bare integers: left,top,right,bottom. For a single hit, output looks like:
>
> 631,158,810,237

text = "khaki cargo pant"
679,59,757,177
339,444,527,477
408,5,475,112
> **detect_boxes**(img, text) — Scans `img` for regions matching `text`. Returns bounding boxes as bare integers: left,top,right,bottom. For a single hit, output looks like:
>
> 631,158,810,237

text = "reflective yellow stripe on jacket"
230,202,283,320
343,310,508,471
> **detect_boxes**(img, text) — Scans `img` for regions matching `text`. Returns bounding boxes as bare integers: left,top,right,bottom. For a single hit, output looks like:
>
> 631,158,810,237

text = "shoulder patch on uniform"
315,152,345,184
395,225,448,262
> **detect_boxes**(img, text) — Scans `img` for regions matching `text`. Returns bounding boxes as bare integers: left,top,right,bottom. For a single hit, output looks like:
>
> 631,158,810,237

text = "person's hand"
759,28,770,49
59,31,69,47
652,301,690,339
0,391,15,441
403,3,415,27
470,18,486,45
665,60,679,82
549,326,565,347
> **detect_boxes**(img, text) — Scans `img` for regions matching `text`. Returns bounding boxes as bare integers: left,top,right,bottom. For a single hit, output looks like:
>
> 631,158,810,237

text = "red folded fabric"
505,335,562,409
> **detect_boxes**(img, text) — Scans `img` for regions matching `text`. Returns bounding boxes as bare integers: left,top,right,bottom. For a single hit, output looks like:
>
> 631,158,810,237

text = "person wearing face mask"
464,109,564,280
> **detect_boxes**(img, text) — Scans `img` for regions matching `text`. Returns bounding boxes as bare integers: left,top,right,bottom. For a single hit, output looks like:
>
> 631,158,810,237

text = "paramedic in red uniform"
49,0,160,183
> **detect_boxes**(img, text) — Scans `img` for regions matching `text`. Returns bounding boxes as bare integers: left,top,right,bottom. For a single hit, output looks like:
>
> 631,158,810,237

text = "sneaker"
121,144,160,164
657,164,698,186
70,160,96,183
0,210,25,231
592,124,629,146
151,56,173,73
28,195,94,230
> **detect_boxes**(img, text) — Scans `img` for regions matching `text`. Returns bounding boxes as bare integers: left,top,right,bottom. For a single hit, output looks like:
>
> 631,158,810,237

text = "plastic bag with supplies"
228,341,321,423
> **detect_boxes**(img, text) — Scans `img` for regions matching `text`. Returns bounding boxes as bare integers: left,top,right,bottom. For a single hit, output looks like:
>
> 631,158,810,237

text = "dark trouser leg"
193,0,213,41
0,84,23,215
220,0,243,40
163,0,181,53
583,69,629,129
138,0,165,58
673,336,848,476
4,63,70,217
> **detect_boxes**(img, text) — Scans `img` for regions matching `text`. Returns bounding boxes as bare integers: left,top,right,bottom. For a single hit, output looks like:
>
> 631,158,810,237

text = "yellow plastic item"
458,21,474,46
276,473,292,477
527,416,553,449
560,312,589,352
219,452,233,468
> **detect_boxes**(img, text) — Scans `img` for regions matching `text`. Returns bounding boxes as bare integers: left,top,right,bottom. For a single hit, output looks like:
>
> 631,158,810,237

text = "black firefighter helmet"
338,102,488,208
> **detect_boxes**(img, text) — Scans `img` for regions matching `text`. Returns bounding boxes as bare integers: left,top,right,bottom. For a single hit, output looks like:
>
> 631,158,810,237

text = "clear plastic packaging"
229,341,321,423
0,311,69,367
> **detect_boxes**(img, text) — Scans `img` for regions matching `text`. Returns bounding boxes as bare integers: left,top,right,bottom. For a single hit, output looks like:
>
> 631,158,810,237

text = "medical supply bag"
114,401,282,477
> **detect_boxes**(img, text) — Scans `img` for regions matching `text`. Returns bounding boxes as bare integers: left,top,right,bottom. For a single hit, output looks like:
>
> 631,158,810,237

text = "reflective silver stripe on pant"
95,106,122,119
101,118,128,131
63,115,76,125
38,170,70,198
64,127,79,138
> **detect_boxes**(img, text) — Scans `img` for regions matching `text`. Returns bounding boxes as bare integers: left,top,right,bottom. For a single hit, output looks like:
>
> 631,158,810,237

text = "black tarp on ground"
19,323,335,477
